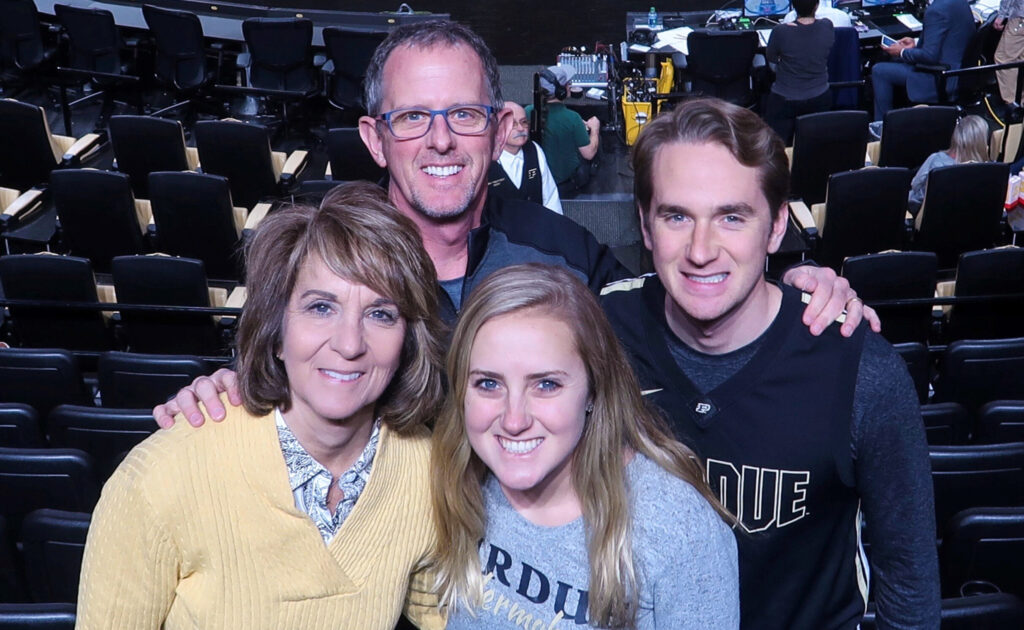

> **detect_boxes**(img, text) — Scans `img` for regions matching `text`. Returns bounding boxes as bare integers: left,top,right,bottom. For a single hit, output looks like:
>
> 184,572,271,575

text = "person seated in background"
77,182,447,630
487,101,563,213
781,0,852,27
527,65,600,198
909,114,990,214
432,263,739,628
765,0,836,145
870,0,975,125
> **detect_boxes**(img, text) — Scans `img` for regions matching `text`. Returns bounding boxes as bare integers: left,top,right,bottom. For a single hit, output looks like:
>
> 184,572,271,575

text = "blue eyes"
471,378,562,393
303,301,399,325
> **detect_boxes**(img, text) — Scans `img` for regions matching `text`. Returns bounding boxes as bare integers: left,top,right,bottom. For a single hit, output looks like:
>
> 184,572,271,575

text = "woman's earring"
585,402,594,415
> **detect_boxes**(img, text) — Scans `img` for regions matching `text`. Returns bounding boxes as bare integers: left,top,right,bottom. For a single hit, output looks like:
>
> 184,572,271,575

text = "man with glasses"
487,102,563,214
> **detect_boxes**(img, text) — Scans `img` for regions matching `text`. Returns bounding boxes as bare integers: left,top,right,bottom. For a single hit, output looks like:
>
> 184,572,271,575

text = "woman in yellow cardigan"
76,182,447,629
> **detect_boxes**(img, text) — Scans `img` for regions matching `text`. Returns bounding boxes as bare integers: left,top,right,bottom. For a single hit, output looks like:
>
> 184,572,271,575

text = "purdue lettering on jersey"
706,458,811,533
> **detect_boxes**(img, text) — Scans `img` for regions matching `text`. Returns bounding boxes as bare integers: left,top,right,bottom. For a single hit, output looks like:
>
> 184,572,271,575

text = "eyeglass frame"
376,104,497,139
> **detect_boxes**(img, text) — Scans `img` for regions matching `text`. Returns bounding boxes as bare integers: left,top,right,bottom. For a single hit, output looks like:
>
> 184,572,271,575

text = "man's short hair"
792,0,819,18
632,98,790,221
363,20,504,116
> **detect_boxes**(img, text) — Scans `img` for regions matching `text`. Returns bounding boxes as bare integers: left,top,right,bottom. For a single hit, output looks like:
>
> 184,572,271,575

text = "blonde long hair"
949,114,990,164
430,263,728,628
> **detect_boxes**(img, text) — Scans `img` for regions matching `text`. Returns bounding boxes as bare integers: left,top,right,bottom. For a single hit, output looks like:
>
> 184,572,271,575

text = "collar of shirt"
275,409,382,543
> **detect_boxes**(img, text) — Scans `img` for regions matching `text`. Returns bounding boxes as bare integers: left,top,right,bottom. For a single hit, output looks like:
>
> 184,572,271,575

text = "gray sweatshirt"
446,453,740,629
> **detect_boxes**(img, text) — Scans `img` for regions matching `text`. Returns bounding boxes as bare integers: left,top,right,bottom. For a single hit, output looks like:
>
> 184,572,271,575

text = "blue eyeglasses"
377,105,495,139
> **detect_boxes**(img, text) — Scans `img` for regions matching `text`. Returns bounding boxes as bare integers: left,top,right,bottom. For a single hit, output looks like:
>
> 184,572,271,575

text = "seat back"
929,442,1024,537
934,337,1024,416
977,400,1024,443
0,447,99,524
19,509,90,604
0,603,77,629
149,171,243,280
0,348,92,416
893,341,931,404
110,255,222,355
879,106,959,168
97,351,208,409
194,119,279,209
326,127,385,182
51,169,146,272
322,27,386,111
53,5,122,78
842,251,937,345
790,110,869,206
827,27,860,108
48,403,158,480
0,255,113,352
818,167,912,271
0,99,60,190
862,593,1024,630
685,30,758,105
0,403,42,447
141,3,207,92
915,163,1010,269
941,507,1024,599
947,247,1024,341
921,402,971,445
108,115,191,198
242,18,315,93
0,0,47,72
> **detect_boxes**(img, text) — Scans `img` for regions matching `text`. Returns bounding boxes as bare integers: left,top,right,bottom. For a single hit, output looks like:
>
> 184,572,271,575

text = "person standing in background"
995,0,1024,116
487,102,563,213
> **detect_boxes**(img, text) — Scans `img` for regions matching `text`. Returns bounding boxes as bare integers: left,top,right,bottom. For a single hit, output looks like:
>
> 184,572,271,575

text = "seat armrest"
2,188,44,220
226,286,247,308
243,202,272,231
61,133,102,165
935,280,955,317
232,206,248,237
279,150,309,186
134,199,153,234
96,283,118,322
186,146,200,171
867,141,880,166
208,287,228,308
789,200,817,235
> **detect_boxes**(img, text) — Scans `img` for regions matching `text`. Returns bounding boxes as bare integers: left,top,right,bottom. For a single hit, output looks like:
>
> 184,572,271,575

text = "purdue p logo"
695,402,712,414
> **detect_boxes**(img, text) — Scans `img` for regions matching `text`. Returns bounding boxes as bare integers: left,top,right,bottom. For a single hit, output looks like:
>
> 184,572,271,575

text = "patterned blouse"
275,409,381,543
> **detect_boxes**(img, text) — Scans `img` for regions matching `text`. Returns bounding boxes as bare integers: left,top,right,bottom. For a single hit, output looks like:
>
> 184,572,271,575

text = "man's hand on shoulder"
782,265,882,337
152,368,243,429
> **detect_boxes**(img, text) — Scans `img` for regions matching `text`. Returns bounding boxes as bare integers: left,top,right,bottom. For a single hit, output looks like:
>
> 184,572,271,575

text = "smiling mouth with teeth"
687,273,728,284
422,165,463,177
497,436,543,454
320,369,362,382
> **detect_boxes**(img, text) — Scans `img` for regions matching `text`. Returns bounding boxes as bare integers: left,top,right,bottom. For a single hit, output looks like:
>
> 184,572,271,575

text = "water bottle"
648,6,658,29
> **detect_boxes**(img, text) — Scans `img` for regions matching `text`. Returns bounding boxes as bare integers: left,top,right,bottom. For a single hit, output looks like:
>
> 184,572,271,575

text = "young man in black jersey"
600,98,939,629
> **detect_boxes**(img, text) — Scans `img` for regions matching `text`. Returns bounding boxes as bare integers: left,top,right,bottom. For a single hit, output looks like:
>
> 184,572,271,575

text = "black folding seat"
19,509,90,604
0,402,43,447
870,105,959,169
148,171,250,281
942,247,1024,342
893,342,931,405
111,255,227,356
141,3,217,122
941,507,1024,599
0,0,57,97
976,400,1024,444
108,115,198,198
0,447,98,535
0,348,92,417
842,252,937,345
0,254,116,353
921,402,971,445
0,98,101,192
97,351,209,410
929,442,1024,538
933,337,1024,417
862,593,1024,629
0,603,76,629
50,169,149,273
321,28,386,117
0,514,26,602
913,163,1010,270
789,110,869,206
48,404,157,481
325,127,385,183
